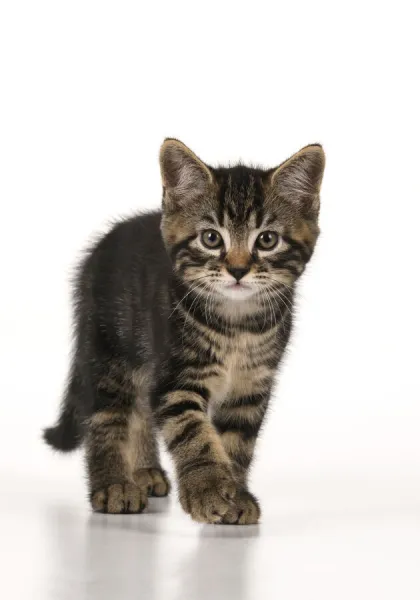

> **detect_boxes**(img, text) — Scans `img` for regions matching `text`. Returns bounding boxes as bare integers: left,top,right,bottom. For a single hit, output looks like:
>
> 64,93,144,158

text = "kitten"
44,139,325,524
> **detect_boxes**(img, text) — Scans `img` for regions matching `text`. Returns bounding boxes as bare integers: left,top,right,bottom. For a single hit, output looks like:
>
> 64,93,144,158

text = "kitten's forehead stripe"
201,213,219,226
216,174,228,226
214,167,265,228
264,215,277,227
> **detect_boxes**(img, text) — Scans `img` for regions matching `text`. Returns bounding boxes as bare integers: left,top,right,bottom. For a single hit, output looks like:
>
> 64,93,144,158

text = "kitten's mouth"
225,282,251,290
216,281,256,300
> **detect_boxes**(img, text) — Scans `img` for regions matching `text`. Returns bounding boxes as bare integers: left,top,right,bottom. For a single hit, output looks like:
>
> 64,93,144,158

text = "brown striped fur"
44,139,325,524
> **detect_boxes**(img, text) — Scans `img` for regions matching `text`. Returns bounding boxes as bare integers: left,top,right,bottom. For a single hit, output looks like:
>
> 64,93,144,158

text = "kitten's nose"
227,266,250,282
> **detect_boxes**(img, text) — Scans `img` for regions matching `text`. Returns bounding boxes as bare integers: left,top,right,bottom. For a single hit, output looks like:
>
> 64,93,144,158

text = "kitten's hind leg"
134,467,170,498
86,362,154,514
87,362,171,513
87,407,149,514
130,409,171,497
131,373,171,498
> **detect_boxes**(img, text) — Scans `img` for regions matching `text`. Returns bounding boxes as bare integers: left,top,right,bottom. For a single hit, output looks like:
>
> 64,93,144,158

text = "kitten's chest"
204,330,278,404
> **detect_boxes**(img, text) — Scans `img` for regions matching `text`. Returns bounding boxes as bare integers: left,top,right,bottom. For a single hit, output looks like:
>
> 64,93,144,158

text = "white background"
1,2,419,599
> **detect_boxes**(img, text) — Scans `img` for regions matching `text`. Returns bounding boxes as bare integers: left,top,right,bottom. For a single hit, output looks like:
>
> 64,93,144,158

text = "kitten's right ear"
270,144,325,215
159,139,213,207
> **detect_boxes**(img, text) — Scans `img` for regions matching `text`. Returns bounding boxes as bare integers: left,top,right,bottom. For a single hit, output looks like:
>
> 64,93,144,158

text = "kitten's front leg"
212,393,269,524
156,389,250,524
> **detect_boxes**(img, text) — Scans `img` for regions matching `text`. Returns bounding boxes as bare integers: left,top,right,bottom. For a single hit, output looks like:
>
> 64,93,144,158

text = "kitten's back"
44,211,171,451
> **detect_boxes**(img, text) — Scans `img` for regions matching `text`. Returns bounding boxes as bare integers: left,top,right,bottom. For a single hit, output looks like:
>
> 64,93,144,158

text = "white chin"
218,286,256,301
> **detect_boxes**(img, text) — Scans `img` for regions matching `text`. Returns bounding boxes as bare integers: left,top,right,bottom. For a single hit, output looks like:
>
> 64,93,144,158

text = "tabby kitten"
44,139,325,524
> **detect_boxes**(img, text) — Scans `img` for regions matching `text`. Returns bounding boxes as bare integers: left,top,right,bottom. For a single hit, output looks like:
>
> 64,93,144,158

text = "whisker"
168,275,214,319
265,285,294,315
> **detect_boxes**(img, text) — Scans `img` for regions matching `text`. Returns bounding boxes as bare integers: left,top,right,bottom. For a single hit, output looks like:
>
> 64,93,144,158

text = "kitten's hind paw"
91,482,147,514
134,467,171,497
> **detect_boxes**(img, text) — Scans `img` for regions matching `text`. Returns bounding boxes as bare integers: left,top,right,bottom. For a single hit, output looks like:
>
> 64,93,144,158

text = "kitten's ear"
159,139,213,207
270,144,325,214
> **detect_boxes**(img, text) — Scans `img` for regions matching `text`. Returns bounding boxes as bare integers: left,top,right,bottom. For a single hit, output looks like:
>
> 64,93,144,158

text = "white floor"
1,428,420,600
1,284,419,599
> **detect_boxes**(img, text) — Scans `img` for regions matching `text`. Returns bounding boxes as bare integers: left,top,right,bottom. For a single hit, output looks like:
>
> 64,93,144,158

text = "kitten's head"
159,139,325,312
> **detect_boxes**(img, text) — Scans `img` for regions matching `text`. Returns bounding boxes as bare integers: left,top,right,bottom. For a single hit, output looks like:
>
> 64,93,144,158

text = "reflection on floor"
1,464,420,600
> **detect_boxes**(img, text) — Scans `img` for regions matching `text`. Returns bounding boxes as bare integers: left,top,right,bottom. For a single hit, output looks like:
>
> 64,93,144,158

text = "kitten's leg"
87,408,149,514
131,396,170,498
87,363,151,514
212,394,269,524
156,388,254,524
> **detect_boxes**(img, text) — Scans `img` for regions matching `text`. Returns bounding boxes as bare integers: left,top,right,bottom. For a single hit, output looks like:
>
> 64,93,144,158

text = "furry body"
44,140,325,524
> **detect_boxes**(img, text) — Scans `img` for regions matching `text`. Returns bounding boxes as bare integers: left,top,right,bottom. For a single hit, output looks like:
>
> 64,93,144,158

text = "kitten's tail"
43,404,83,452
43,370,86,452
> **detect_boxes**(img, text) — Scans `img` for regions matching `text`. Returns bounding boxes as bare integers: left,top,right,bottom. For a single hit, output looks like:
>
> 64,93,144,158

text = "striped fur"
44,139,325,524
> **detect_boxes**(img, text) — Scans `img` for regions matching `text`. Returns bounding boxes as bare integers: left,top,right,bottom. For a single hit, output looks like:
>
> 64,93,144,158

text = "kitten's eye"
255,231,279,250
201,229,223,249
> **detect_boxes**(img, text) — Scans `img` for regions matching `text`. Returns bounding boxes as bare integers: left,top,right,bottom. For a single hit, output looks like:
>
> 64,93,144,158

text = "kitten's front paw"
178,464,238,524
222,489,261,525
90,482,147,514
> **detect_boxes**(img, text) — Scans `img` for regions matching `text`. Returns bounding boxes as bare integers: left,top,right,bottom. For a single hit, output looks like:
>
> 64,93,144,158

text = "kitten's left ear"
159,138,213,207
270,144,325,214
